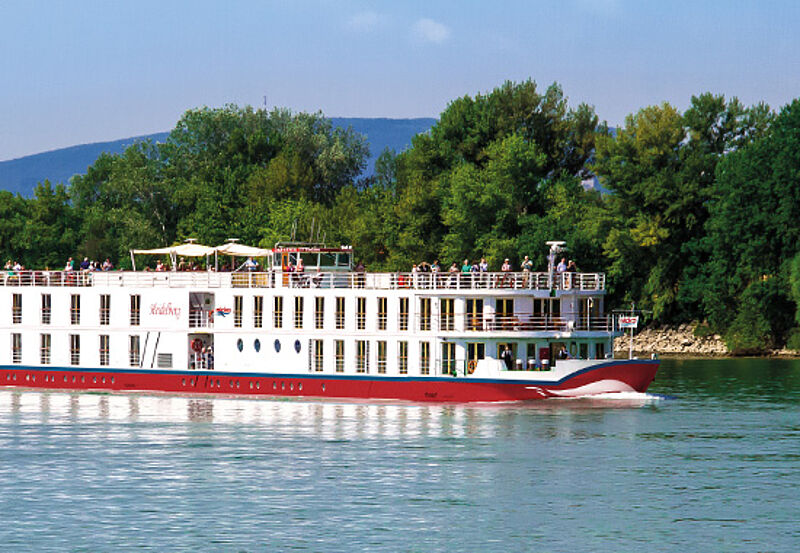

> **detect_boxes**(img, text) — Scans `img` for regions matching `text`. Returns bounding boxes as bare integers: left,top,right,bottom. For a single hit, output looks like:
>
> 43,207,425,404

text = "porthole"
26,375,30,381
254,339,261,352
32,375,36,382
294,340,301,353
182,378,186,386
249,381,253,390
322,383,326,392
81,376,85,383
72,376,76,383
216,379,221,387
237,339,244,352
256,381,260,390
111,377,115,384
290,383,294,391
101,377,106,384
272,381,277,390
281,382,285,391
298,382,303,392
236,381,240,389
63,376,67,383
190,379,194,386
229,379,234,387
274,339,281,353
93,376,97,384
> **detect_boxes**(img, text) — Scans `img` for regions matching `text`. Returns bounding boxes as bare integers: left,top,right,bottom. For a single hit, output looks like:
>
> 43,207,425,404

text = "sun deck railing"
1,270,605,291
415,313,613,333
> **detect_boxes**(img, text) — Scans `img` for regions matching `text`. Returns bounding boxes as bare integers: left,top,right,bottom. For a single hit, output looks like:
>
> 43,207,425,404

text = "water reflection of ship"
2,390,659,439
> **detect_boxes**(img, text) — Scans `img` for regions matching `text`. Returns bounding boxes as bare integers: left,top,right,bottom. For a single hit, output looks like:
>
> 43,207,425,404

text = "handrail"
0,270,605,291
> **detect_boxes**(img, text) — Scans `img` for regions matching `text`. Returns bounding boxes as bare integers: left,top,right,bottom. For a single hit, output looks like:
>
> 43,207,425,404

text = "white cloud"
346,11,384,32
412,18,451,44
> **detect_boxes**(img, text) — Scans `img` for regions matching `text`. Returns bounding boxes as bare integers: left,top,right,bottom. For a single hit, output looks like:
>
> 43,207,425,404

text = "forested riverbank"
2,80,800,354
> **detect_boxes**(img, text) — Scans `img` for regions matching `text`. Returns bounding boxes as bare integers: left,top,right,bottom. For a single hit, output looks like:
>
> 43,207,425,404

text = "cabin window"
99,294,110,326
496,299,514,330
356,297,366,330
419,298,431,331
313,340,324,372
99,335,110,366
335,340,344,373
440,298,455,331
467,342,485,363
315,297,325,329
70,334,80,366
70,294,81,325
40,333,51,365
11,333,21,364
12,293,22,324
273,296,284,328
129,335,140,367
234,295,243,328
579,343,588,359
377,341,387,374
398,341,408,375
398,297,409,331
130,295,141,326
596,342,606,359
441,342,456,375
253,296,264,328
335,297,345,330
420,342,431,375
41,294,51,325
355,340,368,373
294,297,304,329
466,299,483,331
377,297,387,330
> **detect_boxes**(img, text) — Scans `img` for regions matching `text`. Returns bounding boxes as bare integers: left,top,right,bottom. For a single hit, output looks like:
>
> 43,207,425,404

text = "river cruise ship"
0,241,658,402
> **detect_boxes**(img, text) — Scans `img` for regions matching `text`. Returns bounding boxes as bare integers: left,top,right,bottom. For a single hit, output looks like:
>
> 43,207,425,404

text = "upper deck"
0,270,605,293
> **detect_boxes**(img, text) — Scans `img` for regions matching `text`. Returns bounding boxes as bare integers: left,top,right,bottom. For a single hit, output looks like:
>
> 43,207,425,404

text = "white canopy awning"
131,243,216,257
215,243,272,257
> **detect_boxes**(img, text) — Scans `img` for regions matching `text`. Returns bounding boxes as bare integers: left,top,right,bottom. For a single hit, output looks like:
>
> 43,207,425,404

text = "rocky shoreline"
613,324,800,357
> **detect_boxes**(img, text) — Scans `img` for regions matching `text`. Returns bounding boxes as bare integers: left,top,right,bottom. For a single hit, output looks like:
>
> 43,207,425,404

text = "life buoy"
191,339,203,352
467,359,477,374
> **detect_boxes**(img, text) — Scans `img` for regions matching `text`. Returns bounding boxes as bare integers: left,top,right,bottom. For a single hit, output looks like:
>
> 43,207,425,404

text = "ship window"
234,295,243,328
315,297,325,329
253,296,264,328
99,335,110,366
419,298,431,331
420,341,431,375
398,341,408,374
70,334,80,366
294,339,301,353
377,341,387,374
11,333,22,364
254,339,261,352
273,296,283,328
313,340,323,372
129,335,140,367
377,297,387,330
274,339,281,353
70,294,81,325
294,296,304,329
466,299,483,331
130,295,141,326
100,294,110,326
355,340,368,373
440,299,455,331
356,297,366,330
335,297,345,330
12,293,22,324
237,339,244,352
398,297,409,331
596,342,606,359
335,340,344,372
41,294,51,325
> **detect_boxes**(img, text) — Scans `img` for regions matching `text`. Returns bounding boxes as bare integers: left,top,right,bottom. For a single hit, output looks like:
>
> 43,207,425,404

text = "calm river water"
0,358,798,552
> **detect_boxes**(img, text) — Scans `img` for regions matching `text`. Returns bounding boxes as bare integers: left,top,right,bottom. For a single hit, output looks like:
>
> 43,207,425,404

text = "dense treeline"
2,81,800,353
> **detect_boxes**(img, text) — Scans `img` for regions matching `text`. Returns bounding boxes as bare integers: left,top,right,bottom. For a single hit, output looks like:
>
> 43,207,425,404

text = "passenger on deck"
80,257,90,271
521,255,533,272
102,258,114,271
64,258,74,272
155,260,166,272
244,257,258,271
567,260,577,272
556,257,567,273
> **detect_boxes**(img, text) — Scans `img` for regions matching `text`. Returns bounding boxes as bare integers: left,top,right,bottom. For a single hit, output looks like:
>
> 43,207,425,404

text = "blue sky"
2,0,799,161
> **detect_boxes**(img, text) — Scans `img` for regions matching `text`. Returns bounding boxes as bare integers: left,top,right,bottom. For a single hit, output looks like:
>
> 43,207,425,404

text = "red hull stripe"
0,360,658,403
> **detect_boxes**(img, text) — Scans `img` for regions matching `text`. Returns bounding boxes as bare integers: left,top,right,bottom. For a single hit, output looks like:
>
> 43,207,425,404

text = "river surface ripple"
0,358,798,552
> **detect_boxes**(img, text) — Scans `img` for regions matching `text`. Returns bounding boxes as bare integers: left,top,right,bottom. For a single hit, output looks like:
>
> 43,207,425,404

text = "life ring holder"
467,359,477,374
191,339,203,352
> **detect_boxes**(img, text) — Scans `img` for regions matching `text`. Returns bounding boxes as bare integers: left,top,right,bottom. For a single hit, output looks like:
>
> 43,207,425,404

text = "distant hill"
0,117,436,197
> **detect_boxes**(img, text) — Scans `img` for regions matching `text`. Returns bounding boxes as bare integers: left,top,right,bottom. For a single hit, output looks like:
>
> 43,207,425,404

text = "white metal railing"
412,313,613,333
0,269,605,291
